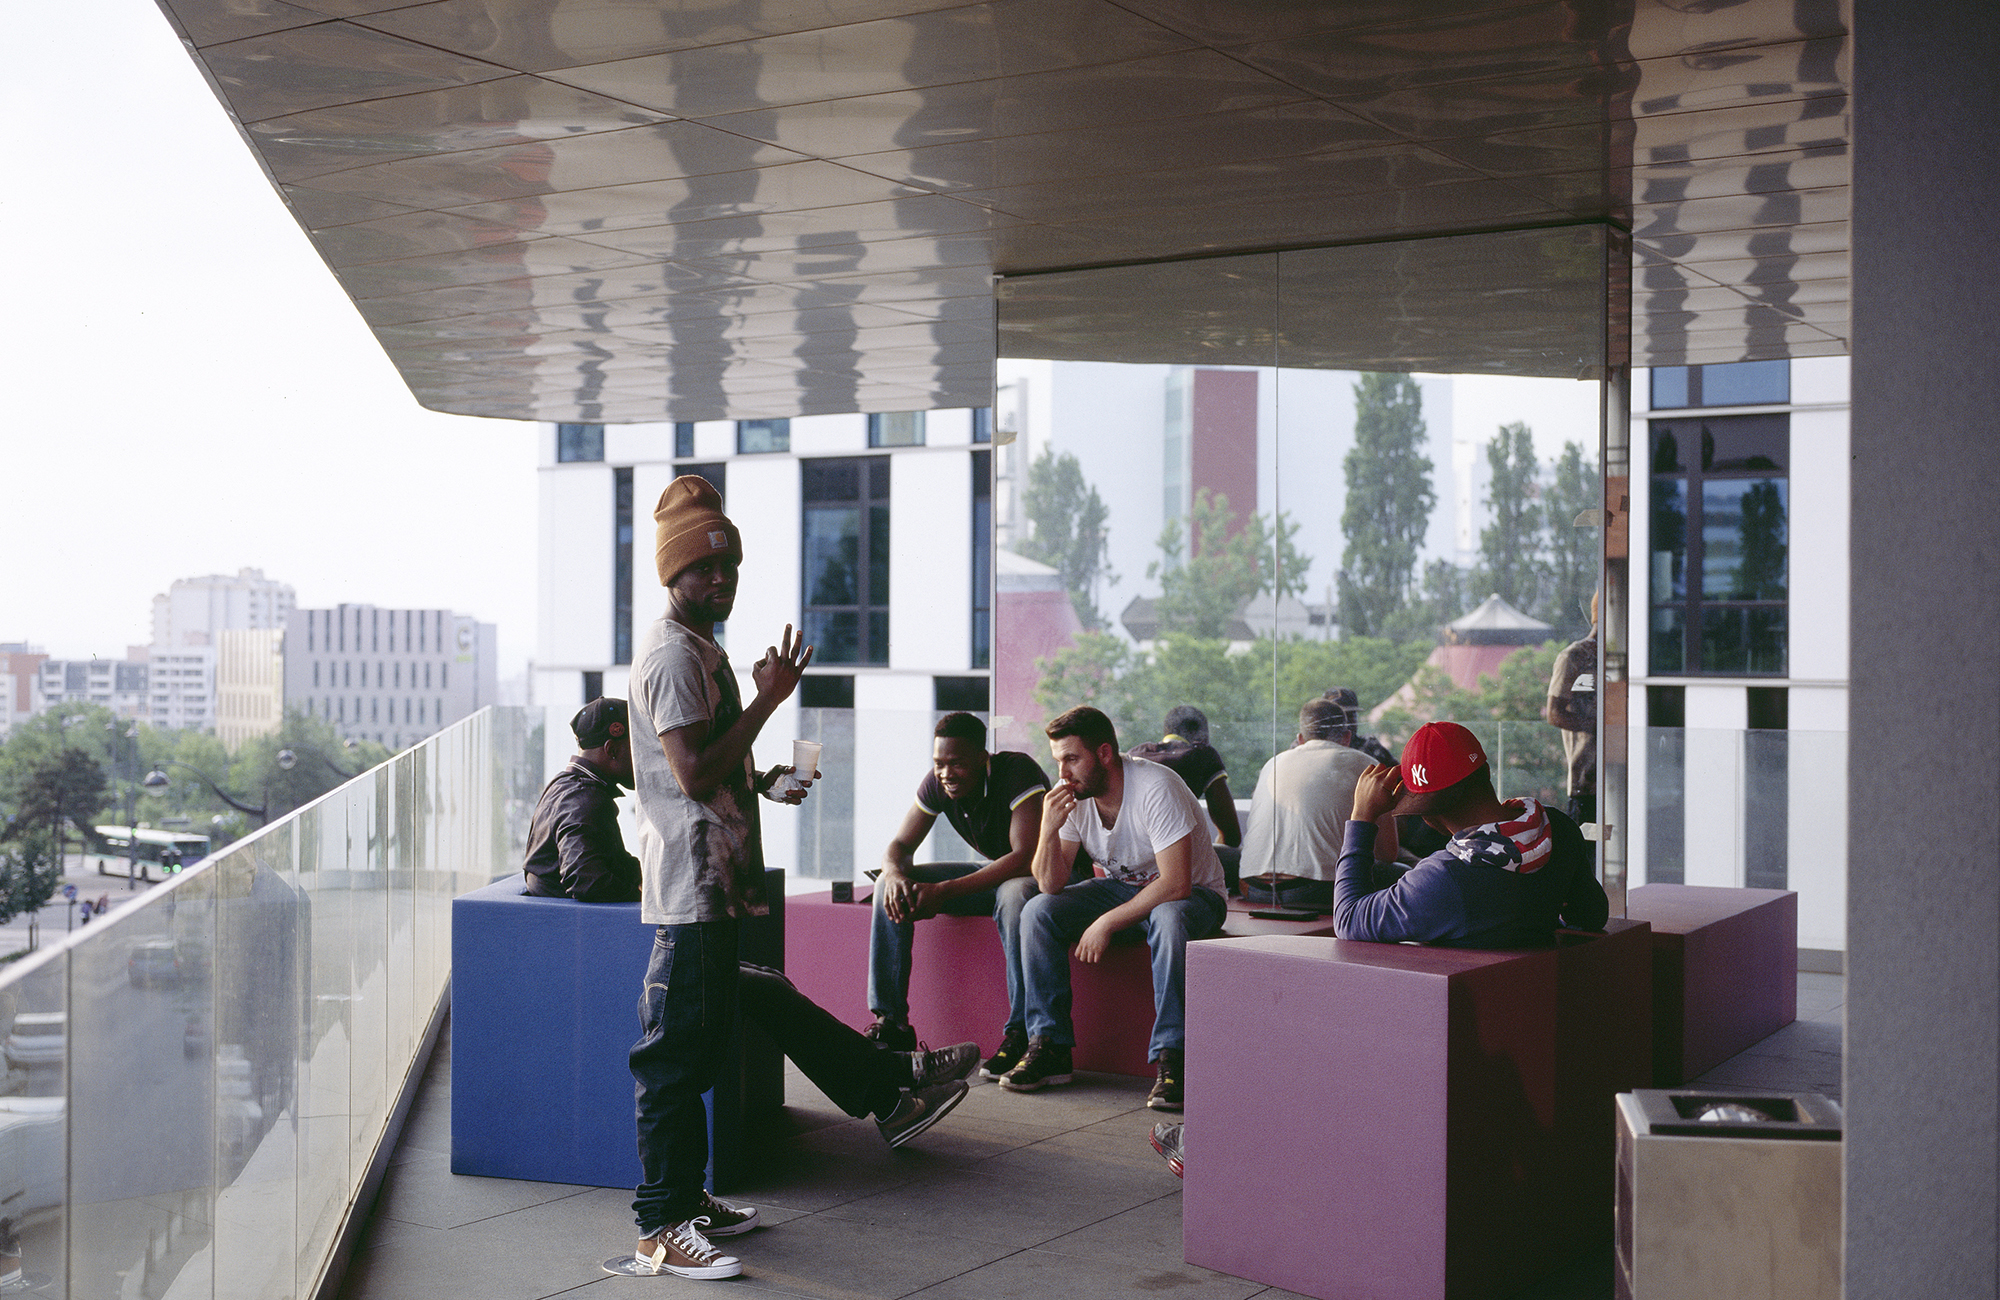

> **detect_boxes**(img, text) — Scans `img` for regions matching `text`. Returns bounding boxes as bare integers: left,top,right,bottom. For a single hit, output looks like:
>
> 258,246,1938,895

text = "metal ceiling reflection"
157,0,1848,419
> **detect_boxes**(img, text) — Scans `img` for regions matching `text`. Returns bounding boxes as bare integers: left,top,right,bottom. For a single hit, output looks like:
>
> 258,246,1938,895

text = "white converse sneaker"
619,1217,742,1279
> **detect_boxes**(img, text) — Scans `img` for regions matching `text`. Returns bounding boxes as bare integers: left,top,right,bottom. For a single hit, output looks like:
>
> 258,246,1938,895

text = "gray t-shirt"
627,614,768,925
1241,740,1376,882
1057,756,1227,895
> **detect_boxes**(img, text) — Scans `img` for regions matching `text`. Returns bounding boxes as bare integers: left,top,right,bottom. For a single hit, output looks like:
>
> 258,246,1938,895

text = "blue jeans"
868,863,1036,1034
1019,878,1227,1060
630,919,738,1233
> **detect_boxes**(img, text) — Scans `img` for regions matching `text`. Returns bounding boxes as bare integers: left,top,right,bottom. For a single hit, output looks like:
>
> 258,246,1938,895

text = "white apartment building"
535,411,996,882
34,655,150,719
153,568,296,648
282,605,499,750
215,628,283,751
147,645,216,732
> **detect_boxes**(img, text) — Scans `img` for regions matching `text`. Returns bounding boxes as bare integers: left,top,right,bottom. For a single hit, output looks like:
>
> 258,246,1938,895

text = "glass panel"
1650,479,1688,599
1649,607,1685,674
1644,726,1685,884
3,950,67,1296
803,508,859,605
1651,366,1689,409
803,611,858,664
869,504,891,603
868,411,925,447
1699,359,1789,407
736,419,790,454
1701,479,1788,599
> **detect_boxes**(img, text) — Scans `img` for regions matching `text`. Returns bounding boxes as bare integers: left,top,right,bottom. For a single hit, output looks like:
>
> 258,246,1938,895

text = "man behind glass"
867,712,1050,1080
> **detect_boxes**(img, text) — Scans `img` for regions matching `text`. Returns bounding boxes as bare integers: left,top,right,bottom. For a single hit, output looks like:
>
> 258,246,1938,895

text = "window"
800,676,854,709
674,422,696,458
557,423,605,461
934,677,988,711
867,411,925,448
677,461,726,500
614,467,634,665
970,407,993,444
1649,414,1788,675
1650,360,1789,409
737,419,790,454
582,670,603,704
971,449,992,669
801,458,890,665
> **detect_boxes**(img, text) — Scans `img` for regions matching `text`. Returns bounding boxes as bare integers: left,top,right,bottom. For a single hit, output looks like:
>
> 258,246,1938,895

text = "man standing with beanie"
617,475,815,1281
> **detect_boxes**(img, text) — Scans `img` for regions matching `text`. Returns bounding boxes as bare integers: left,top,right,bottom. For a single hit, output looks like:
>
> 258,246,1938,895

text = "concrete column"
1847,1,2000,1292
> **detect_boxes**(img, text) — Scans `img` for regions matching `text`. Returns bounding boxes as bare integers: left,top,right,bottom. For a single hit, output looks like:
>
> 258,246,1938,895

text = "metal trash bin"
1616,1089,1842,1300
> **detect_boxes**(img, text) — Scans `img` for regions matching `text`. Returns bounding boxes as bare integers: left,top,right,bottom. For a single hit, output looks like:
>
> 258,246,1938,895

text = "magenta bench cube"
1183,921,1653,1300
785,889,1337,1077
1625,884,1796,1084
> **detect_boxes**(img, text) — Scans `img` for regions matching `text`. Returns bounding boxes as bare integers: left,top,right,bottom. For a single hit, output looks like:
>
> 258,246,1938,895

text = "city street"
0,852,164,960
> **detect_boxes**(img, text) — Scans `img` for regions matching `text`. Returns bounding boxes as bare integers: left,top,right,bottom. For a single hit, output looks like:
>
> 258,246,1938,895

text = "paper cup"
791,740,822,780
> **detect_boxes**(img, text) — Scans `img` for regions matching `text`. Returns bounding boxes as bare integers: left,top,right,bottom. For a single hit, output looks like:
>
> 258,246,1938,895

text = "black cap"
571,697,629,750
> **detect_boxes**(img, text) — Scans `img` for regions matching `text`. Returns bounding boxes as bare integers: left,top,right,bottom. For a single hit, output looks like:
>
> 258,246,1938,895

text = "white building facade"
215,628,284,751
282,605,499,750
152,568,296,649
1624,356,1851,957
34,656,150,719
535,410,997,882
147,645,216,732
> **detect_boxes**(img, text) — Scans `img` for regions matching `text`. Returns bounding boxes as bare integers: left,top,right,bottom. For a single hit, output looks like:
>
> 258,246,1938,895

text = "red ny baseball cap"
1392,721,1489,815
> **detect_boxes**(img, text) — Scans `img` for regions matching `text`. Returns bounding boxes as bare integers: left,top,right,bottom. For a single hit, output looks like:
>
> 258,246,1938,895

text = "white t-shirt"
627,614,769,925
1058,756,1227,895
1240,740,1376,882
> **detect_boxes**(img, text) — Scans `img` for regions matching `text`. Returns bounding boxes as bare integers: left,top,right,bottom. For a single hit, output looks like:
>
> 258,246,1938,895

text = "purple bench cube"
1183,921,1653,1300
1625,884,1797,1084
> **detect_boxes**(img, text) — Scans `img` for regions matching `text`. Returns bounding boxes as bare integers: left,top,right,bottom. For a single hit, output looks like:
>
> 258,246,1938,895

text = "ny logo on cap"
1411,763,1429,788
707,530,727,548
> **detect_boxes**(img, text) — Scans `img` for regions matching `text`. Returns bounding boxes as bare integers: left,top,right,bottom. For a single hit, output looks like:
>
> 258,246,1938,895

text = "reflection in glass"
1702,479,1787,600
1651,480,1687,600
801,457,889,665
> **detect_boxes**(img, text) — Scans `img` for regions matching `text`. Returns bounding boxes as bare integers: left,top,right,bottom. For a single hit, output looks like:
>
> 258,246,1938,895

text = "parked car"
128,940,180,989
2,1015,62,1073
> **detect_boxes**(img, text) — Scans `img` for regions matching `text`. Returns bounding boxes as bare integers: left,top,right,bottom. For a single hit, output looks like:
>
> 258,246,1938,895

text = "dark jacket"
1333,799,1607,948
522,757,642,903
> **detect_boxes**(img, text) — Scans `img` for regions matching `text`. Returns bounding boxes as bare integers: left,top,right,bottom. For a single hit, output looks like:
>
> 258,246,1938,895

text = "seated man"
1239,694,1398,912
1336,720,1608,947
523,697,643,902
1006,706,1228,1113
521,705,976,1164
1129,705,1242,891
867,712,1050,1078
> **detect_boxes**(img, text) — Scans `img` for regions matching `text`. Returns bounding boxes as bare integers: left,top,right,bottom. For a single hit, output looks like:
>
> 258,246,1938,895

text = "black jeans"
631,923,906,1233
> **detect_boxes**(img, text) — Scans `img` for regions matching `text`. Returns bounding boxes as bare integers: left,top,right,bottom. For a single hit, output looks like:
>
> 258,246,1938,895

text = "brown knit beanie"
654,476,742,585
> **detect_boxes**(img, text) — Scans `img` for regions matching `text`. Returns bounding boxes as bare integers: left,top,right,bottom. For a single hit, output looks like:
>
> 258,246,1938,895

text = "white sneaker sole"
602,1253,742,1279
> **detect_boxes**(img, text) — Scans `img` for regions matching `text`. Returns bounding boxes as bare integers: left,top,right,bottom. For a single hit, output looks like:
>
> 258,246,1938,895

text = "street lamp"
146,759,276,828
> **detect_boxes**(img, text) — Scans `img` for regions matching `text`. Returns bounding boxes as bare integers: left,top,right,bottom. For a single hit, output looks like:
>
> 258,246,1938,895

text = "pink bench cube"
1625,884,1797,1083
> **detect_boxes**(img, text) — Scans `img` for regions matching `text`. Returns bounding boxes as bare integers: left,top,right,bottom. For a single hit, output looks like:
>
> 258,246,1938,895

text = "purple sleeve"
1332,822,1466,943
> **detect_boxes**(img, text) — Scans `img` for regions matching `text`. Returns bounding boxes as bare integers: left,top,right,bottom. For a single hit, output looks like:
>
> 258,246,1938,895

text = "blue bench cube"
449,872,784,1191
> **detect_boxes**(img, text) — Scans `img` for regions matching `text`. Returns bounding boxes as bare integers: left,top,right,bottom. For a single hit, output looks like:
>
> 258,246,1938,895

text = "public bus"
87,826,211,882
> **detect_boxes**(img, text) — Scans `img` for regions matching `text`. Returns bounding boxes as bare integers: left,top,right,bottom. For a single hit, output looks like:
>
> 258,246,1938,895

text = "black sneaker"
980,1028,1030,1080
878,1080,969,1148
864,1016,917,1052
905,1041,981,1089
1149,1121,1185,1178
694,1190,759,1237
998,1037,1073,1092
1147,1049,1183,1111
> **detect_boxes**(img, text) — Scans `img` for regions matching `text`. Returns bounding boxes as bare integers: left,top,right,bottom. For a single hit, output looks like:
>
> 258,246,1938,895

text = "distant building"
153,568,296,649
216,629,284,752
147,645,216,732
34,654,150,720
282,605,498,749
0,645,48,736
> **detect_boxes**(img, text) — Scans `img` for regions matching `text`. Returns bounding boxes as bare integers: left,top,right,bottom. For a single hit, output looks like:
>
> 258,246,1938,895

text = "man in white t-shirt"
1001,706,1228,1112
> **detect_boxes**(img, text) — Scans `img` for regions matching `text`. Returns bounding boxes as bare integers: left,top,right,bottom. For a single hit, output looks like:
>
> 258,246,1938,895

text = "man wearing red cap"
1335,721,1607,946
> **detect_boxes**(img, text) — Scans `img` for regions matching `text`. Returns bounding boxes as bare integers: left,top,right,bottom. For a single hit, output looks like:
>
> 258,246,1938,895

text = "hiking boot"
906,1041,981,1089
625,1218,741,1279
997,1037,1073,1092
980,1027,1030,1080
878,1079,969,1148
1149,1121,1185,1178
1147,1049,1183,1111
694,1191,759,1237
864,1015,918,1052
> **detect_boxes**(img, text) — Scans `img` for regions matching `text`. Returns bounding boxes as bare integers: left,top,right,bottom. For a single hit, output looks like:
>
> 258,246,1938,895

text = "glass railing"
0,706,539,1300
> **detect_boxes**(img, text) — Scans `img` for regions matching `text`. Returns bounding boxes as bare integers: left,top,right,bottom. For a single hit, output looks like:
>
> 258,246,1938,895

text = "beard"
1069,754,1110,800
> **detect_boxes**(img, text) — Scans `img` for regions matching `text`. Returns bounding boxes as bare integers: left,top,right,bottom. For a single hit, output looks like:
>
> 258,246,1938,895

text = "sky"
0,0,538,672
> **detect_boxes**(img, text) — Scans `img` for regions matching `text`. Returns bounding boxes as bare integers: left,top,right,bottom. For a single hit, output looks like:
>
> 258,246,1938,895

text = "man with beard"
1004,706,1228,1113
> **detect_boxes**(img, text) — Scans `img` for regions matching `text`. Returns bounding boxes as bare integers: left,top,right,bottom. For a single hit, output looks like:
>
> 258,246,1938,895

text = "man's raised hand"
1352,763,1404,823
752,624,814,704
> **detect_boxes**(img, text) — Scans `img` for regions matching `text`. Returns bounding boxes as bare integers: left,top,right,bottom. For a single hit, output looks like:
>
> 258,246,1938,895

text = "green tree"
4,747,108,863
1339,373,1436,639
1018,448,1116,630
1383,557,1472,643
1474,422,1546,612
1541,439,1601,635
1149,490,1312,638
0,836,63,925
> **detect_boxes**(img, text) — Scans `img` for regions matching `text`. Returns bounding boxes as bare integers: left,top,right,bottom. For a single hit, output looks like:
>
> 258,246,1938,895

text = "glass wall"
991,227,1627,908
0,706,537,1299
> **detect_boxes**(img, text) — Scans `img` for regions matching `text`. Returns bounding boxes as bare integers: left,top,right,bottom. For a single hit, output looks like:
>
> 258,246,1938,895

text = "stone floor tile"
722,1204,1026,1298
817,1160,1164,1249
1032,1190,1189,1269
373,1150,595,1231
900,1245,1269,1300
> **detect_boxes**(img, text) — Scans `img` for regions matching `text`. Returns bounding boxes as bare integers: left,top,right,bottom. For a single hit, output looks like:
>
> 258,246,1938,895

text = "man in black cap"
523,697,642,902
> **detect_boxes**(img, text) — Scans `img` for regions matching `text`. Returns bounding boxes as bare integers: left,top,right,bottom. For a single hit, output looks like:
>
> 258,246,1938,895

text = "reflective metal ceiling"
157,0,1849,419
